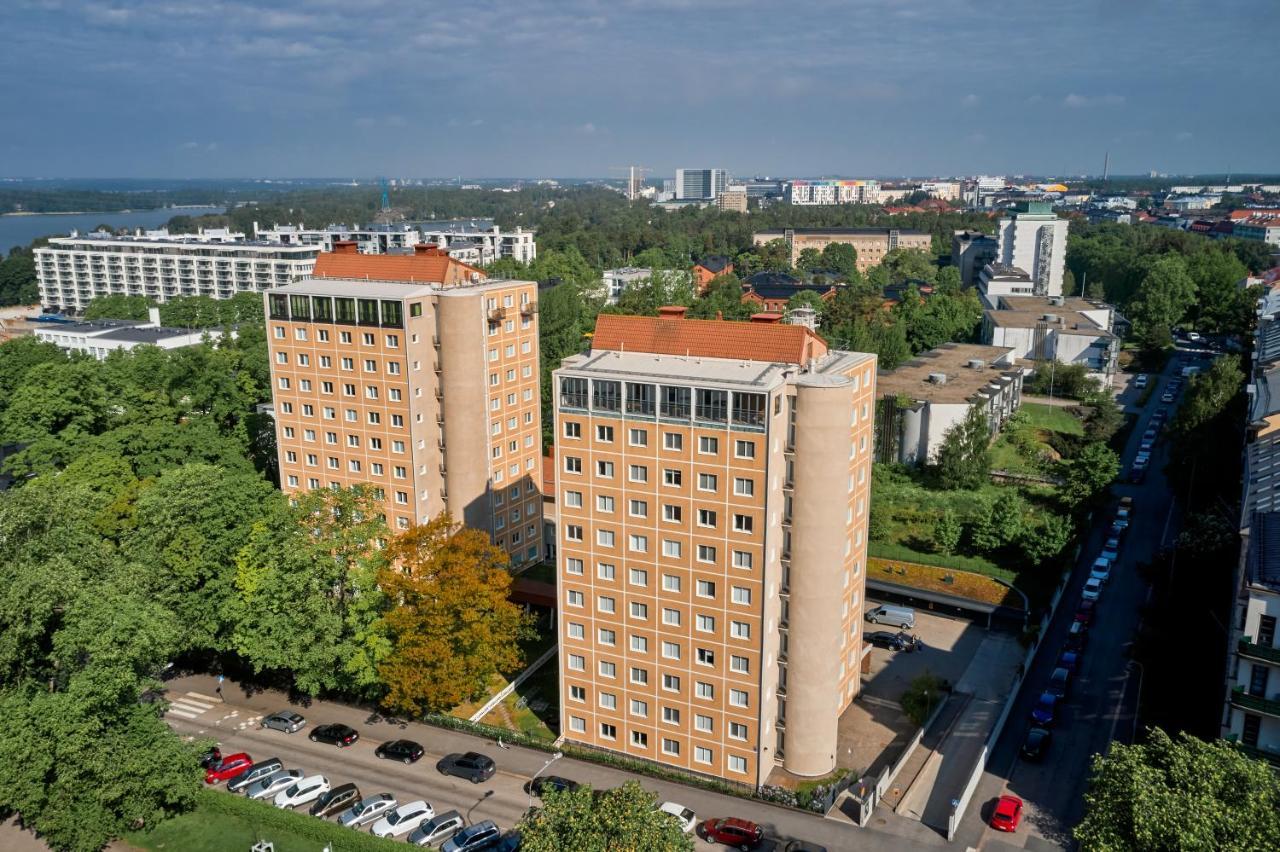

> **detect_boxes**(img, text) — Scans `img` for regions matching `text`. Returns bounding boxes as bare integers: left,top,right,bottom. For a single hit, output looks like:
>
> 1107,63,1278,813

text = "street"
954,353,1188,850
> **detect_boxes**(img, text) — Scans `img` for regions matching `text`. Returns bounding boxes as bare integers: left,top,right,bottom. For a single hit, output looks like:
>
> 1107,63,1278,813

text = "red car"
204,752,253,785
990,795,1023,832
1075,599,1097,626
700,817,763,849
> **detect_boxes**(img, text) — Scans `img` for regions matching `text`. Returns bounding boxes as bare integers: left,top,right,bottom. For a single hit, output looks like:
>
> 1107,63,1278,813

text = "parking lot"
860,601,988,703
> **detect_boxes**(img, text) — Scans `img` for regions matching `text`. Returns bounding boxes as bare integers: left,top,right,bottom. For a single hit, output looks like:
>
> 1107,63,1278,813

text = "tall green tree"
820,242,859,279
1057,442,1120,508
83,294,153,321
1129,255,1197,349
935,406,992,490
1075,728,1280,851
517,782,694,852
1173,355,1244,438
0,249,38,306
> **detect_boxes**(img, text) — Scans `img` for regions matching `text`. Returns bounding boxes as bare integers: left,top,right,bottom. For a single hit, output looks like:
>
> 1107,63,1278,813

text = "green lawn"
1020,402,1084,436
124,799,402,852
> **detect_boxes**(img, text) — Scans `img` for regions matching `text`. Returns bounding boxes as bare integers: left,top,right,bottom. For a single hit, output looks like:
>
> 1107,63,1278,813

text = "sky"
2,0,1277,179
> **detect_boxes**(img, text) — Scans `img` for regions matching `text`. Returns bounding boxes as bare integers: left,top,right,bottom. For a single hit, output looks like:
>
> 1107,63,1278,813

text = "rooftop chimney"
332,240,358,254
750,312,783,324
414,244,447,256
658,305,688,319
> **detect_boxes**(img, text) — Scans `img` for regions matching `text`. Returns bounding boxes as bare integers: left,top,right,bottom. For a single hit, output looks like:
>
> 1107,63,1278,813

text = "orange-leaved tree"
376,513,533,716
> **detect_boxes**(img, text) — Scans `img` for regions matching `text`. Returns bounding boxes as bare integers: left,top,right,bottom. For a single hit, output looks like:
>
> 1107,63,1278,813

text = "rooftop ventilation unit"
967,359,985,370
1042,313,1060,323
927,372,948,384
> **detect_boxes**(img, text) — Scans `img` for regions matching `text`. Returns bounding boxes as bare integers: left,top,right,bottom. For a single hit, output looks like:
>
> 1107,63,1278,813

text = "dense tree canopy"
517,782,694,852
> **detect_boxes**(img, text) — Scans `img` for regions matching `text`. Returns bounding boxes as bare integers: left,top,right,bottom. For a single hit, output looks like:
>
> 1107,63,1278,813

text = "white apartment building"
993,201,1069,299
784,180,880,206
600,268,654,305
982,296,1117,383
253,221,537,266
35,232,318,313
32,308,220,360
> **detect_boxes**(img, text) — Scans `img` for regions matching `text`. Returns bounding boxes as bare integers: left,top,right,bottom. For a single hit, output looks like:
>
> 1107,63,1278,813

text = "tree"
1129,255,1197,350
935,265,962,294
970,493,1025,554
1018,513,1073,563
756,238,792,272
376,514,532,716
1075,728,1280,851
786,290,827,317
1057,442,1120,508
517,782,694,852
1173,354,1244,438
529,246,598,289
83,294,153,321
932,508,962,555
0,249,37,306
1186,248,1250,334
820,242,859,280
796,247,823,272
688,274,750,321
935,406,991,490
538,282,599,446
231,487,389,697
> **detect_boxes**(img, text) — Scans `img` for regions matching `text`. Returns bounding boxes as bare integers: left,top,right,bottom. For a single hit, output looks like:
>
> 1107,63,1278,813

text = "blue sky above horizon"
2,0,1276,179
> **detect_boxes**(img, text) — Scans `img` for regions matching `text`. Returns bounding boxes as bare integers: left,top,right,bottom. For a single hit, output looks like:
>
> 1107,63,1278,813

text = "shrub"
901,673,948,726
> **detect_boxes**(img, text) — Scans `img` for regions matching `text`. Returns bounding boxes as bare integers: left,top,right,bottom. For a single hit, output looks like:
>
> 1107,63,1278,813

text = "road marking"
169,699,214,717
167,708,199,719
186,691,222,703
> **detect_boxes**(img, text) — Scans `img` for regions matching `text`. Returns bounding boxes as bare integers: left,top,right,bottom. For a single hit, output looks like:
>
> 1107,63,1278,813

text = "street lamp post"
527,751,564,809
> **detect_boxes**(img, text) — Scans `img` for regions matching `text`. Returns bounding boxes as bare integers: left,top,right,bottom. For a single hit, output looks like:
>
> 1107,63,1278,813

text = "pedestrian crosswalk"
167,692,217,720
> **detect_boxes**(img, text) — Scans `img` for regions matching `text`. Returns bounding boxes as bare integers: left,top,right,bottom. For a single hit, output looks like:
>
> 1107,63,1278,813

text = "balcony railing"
1230,686,1280,718
1233,740,1280,767
1239,637,1280,665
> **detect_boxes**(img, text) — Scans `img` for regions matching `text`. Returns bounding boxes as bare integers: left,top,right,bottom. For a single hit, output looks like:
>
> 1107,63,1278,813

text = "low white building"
982,295,1118,383
32,308,219,360
599,268,653,304
874,343,1022,465
977,263,1036,308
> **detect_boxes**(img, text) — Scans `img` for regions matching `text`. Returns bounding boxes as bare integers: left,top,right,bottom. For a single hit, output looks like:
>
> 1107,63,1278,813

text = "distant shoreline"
2,205,221,218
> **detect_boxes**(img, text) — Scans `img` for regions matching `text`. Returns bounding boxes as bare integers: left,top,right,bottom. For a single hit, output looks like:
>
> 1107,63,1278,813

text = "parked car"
228,757,285,793
1075,599,1097,626
1058,650,1081,674
245,769,303,801
864,604,915,629
1128,466,1146,484
442,819,502,852
1090,557,1112,584
525,775,580,797
1161,391,1175,403
1065,622,1089,653
700,817,764,849
337,793,397,828
200,746,222,770
309,723,359,747
261,710,306,734
1108,519,1127,538
1030,692,1058,727
491,832,522,852
782,843,828,852
1021,727,1052,762
658,802,697,834
375,739,425,764
274,774,330,809
437,752,496,784
866,630,919,652
409,810,466,847
990,795,1023,832
1047,667,1071,699
1082,577,1103,601
1133,374,1148,389
1139,437,1155,452
310,782,361,818
372,800,436,838
205,752,253,785
1103,536,1122,559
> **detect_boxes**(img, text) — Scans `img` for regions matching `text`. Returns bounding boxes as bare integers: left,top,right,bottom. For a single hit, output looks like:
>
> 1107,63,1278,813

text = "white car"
338,793,398,828
1133,374,1148,388
372,800,435,838
1082,577,1103,602
245,769,303,801
274,775,330,809
658,801,697,834
1089,557,1112,584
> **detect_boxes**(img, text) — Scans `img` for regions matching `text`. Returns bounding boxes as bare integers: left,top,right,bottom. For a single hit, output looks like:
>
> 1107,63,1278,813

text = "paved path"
163,672,947,851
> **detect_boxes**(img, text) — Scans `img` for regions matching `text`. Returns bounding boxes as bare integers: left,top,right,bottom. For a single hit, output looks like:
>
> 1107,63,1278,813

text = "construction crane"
380,177,390,212
609,165,649,200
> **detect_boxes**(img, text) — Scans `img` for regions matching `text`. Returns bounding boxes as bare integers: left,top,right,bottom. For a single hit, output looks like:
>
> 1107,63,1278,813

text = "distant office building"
875,343,1022,465
32,307,219,360
554,306,877,785
265,242,542,563
752,227,932,271
918,181,961,202
35,231,318,313
716,188,748,213
982,295,1117,382
784,180,880,206
675,169,729,200
993,202,1069,299
951,230,998,287
254,221,536,266
741,179,785,199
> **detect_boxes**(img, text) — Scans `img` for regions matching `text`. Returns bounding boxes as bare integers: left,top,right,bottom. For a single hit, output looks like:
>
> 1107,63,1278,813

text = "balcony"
488,306,506,323
1230,686,1280,718
1232,739,1280,767
520,302,538,317
1239,638,1280,665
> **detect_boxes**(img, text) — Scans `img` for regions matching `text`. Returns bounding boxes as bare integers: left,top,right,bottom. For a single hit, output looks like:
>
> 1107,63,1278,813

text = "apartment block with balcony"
553,307,877,786
34,232,318,313
265,245,542,564
752,227,931,272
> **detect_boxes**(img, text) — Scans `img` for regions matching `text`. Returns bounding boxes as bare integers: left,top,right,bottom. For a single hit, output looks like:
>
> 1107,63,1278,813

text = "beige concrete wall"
437,290,493,532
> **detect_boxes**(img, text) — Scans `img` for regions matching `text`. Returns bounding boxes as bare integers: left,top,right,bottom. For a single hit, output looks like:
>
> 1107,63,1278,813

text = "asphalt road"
954,353,1188,850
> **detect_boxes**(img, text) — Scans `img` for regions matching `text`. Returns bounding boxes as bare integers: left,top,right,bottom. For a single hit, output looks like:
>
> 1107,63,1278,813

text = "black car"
437,751,496,784
866,630,919,652
1046,666,1071,699
310,782,361,817
375,739,425,764
309,723,359,747
525,775,580,797
1021,727,1052,761
200,746,223,770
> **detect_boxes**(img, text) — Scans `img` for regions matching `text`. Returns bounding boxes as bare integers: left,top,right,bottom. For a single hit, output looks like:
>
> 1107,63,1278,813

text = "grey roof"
268,278,437,299
104,327,204,343
1246,512,1280,591
756,227,930,236
57,319,146,333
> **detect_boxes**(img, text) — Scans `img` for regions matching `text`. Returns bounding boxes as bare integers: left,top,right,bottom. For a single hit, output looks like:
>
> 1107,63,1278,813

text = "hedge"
193,787,407,851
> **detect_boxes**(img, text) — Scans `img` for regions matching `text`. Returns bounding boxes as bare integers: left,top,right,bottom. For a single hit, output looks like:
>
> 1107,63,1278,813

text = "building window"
697,509,717,528
662,641,680,659
694,746,713,765
600,723,617,740
663,469,682,487
629,499,648,518
628,534,647,553
698,436,718,454
567,653,585,670
630,602,648,620
729,688,749,708
629,464,648,483
733,514,754,533
596,494,615,513
564,456,582,474
564,525,583,542
696,614,715,633
734,439,756,459
567,623,584,640
599,660,616,678
662,673,680,692
663,504,682,522
598,562,616,580
732,550,753,570
566,590,584,607
596,460,614,478
662,738,680,755
730,655,750,674
695,714,713,732
728,754,748,773
629,428,648,447
630,635,648,653
698,473,717,492
630,667,648,685
596,424,614,442
629,568,648,587
599,692,617,710
662,540,682,558
566,557,584,575
731,586,752,605
733,477,754,497
597,596,616,614
662,608,681,627
598,628,616,646
662,574,681,592
731,621,750,640
697,648,715,666
696,579,716,598
697,545,717,563
663,432,683,451
631,699,648,718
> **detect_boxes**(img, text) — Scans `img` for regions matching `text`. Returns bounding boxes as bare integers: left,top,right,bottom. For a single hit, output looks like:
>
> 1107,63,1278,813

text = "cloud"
1025,93,1044,104
180,141,199,150
1063,93,1126,108
1175,130,1193,141
961,93,980,107
577,122,598,134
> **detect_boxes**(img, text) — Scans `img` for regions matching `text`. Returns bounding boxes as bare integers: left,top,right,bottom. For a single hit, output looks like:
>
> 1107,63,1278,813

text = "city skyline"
3,0,1277,179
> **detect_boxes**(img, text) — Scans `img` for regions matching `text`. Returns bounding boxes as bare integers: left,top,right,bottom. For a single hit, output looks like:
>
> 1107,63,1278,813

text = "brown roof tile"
312,250,481,285
591,312,827,364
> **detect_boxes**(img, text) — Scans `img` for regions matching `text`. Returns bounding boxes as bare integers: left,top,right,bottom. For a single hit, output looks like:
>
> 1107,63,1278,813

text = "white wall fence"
469,643,559,723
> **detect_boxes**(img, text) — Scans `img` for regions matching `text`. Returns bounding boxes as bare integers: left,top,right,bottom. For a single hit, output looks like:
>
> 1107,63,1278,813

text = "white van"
865,604,916,630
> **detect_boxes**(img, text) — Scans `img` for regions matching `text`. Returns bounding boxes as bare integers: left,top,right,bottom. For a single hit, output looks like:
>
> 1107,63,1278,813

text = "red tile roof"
591,311,828,364
312,249,481,285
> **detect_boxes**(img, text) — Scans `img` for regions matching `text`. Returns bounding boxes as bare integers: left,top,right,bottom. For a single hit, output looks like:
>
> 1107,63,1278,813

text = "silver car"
410,810,465,847
261,710,306,734
337,793,398,828
245,769,303,800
